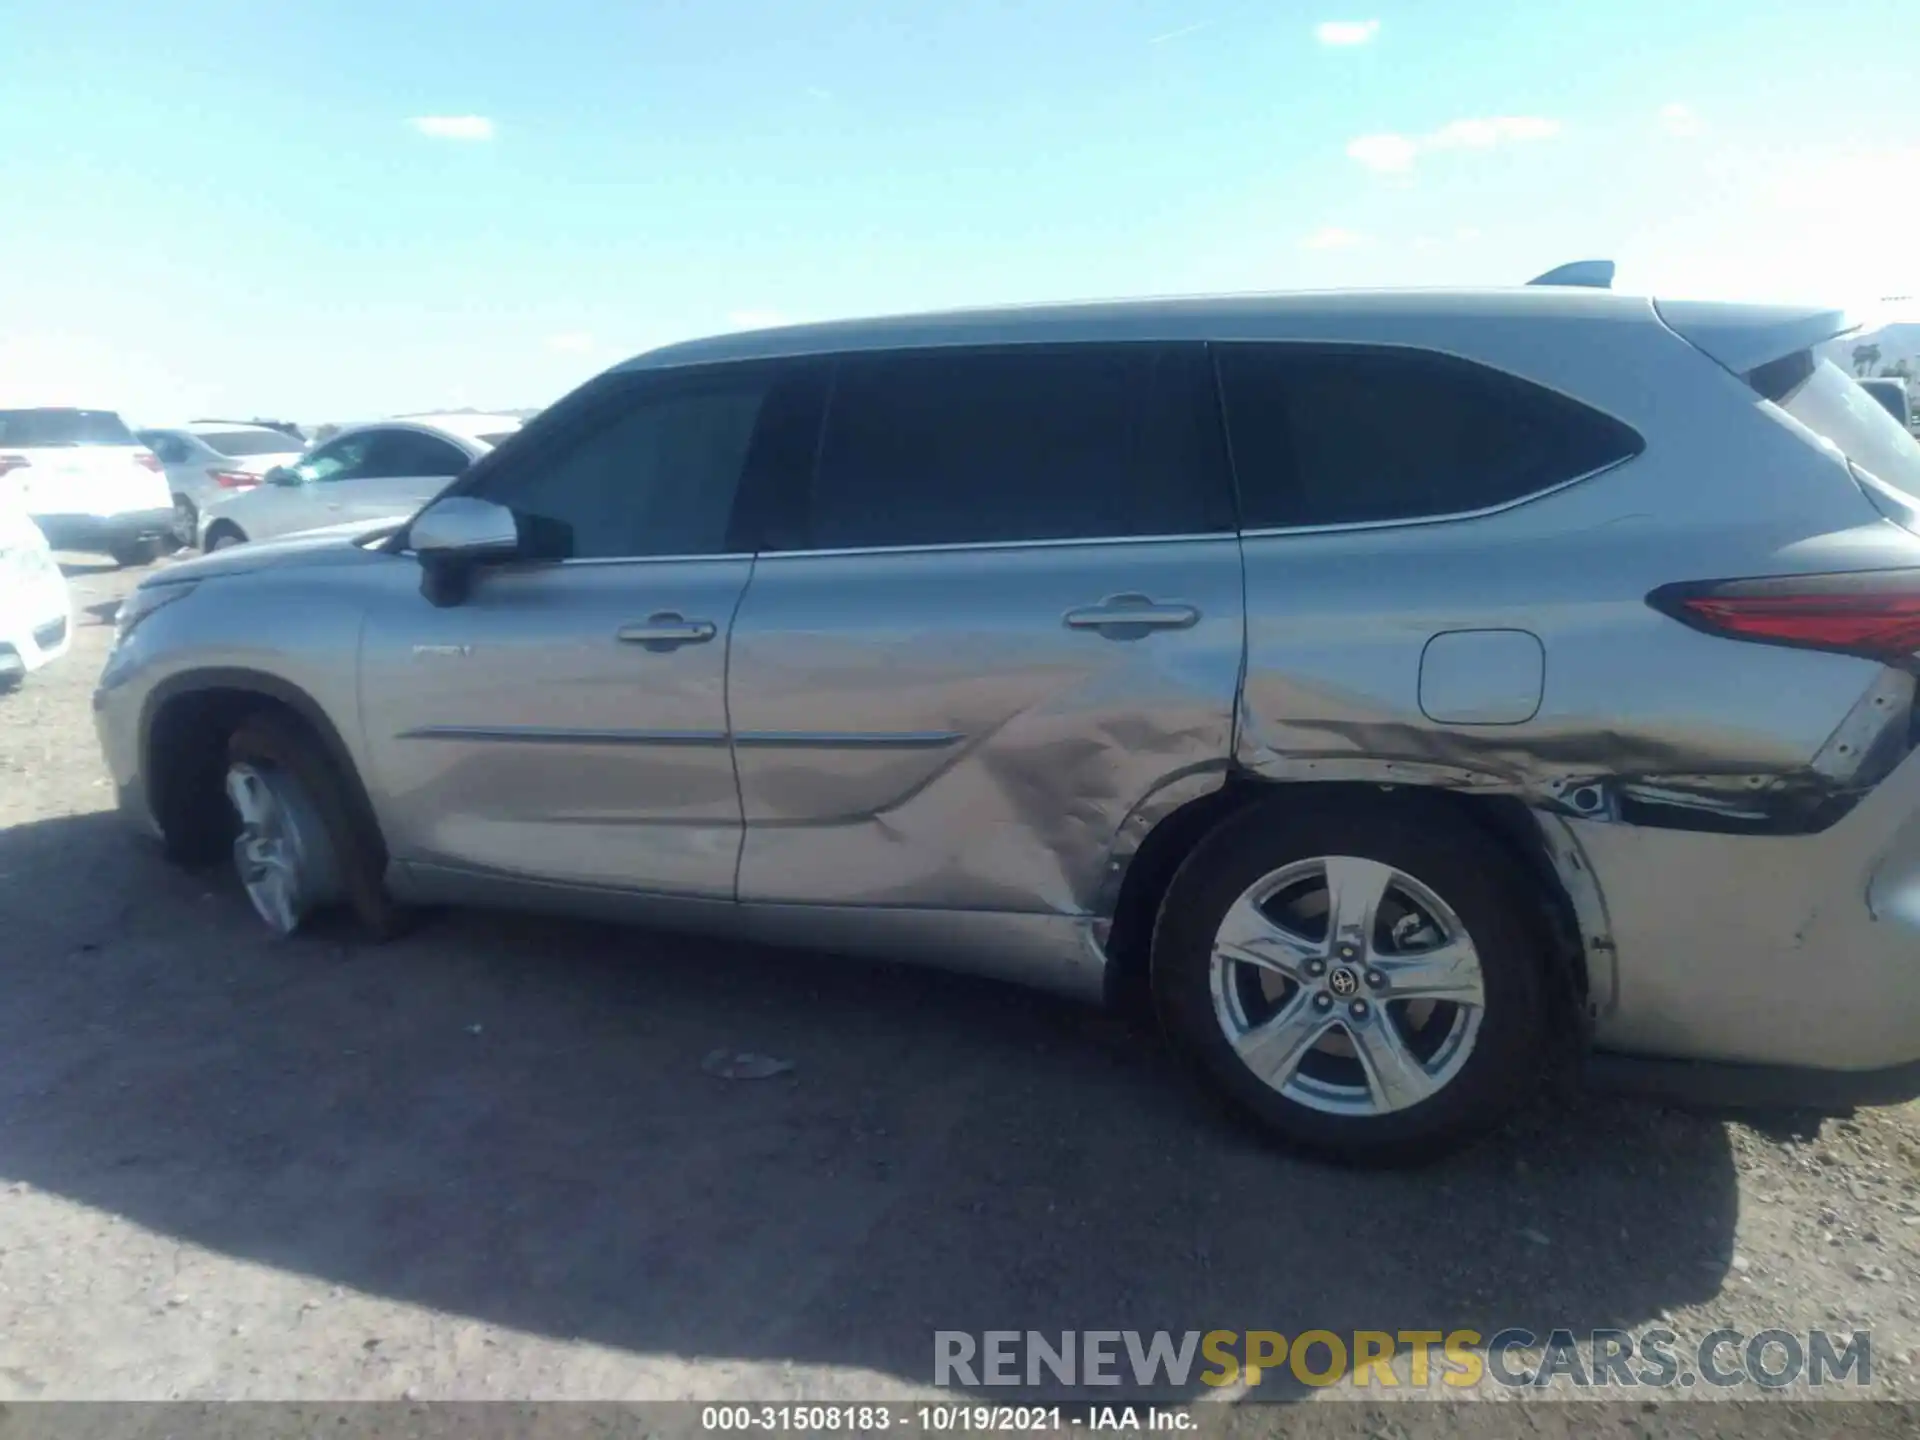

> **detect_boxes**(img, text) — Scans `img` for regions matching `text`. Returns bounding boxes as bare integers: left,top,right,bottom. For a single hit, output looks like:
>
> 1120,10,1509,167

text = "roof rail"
1527,260,1615,289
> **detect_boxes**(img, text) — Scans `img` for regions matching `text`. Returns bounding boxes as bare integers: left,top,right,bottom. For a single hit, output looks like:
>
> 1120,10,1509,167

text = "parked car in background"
138,422,308,546
0,493,71,688
0,408,175,567
1860,377,1915,432
94,289,1920,1164
196,414,520,550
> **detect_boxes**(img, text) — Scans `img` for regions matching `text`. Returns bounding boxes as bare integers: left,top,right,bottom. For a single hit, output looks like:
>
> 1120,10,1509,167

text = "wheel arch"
140,668,387,870
1103,777,1594,1051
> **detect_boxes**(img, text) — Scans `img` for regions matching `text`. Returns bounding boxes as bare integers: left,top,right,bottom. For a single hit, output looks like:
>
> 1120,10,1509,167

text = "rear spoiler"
1653,299,1861,376
1528,260,1615,289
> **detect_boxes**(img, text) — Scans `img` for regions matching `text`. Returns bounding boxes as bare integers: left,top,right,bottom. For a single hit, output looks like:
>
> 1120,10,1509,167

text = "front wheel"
225,712,413,940
204,524,246,552
110,538,159,568
172,495,197,547
1152,797,1550,1165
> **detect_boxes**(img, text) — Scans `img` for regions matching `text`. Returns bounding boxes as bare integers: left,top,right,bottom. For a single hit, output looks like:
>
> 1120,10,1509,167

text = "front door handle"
1063,593,1201,639
617,613,718,652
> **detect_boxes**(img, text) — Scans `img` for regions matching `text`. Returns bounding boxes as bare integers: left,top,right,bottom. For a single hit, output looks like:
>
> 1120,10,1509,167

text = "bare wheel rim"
172,497,196,545
1208,855,1487,1118
225,760,342,936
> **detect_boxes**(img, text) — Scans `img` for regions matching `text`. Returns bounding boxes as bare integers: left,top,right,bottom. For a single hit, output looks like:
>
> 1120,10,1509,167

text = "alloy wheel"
225,760,342,936
1208,855,1487,1117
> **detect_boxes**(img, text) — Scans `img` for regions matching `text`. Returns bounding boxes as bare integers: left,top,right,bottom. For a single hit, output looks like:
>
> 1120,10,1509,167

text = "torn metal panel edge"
1231,668,1919,838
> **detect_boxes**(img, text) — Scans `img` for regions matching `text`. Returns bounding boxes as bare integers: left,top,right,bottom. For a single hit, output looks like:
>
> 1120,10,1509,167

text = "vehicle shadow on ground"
0,809,1747,1401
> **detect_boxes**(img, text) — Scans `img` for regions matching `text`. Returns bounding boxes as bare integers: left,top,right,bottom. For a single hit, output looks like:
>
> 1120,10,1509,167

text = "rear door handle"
617,613,718,651
1063,594,1201,638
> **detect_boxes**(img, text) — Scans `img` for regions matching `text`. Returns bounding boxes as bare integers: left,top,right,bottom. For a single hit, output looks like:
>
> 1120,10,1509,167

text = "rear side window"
800,344,1232,549
197,429,300,458
360,431,470,479
1216,345,1643,528
0,409,137,447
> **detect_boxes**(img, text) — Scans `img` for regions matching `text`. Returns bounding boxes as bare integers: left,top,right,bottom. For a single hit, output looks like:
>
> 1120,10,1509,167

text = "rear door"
726,342,1245,918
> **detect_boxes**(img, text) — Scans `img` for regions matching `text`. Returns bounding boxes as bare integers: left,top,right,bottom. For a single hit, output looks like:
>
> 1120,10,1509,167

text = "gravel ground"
3,557,1920,1429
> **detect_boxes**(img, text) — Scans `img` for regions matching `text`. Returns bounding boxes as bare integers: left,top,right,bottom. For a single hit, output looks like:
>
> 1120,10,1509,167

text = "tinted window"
474,371,769,559
293,434,377,484
800,344,1230,550
1216,345,1643,528
197,429,302,458
360,431,469,479
0,409,137,447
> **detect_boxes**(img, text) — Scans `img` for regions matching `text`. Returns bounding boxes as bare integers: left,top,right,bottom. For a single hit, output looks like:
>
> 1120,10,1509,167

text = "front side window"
1217,344,1644,528
797,344,1230,550
472,370,770,559
290,434,378,484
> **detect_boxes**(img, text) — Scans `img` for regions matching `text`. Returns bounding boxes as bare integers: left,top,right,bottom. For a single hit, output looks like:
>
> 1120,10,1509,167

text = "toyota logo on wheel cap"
1328,966,1361,998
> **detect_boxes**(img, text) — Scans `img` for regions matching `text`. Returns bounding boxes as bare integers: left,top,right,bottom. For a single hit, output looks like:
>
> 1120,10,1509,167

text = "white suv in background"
0,495,71,689
137,423,307,547
0,408,176,567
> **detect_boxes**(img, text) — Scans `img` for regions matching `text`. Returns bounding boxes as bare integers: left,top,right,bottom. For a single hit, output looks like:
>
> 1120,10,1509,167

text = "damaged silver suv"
94,287,1920,1163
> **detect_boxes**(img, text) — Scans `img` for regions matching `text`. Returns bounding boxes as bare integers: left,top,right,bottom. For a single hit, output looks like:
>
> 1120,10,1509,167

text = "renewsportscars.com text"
934,1327,1872,1391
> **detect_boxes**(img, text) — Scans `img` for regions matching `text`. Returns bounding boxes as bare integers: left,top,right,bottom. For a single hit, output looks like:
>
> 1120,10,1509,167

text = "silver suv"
94,289,1920,1163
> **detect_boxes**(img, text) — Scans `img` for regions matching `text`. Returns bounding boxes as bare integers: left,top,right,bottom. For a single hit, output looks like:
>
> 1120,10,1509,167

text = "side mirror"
411,496,521,607
412,496,519,556
265,466,301,486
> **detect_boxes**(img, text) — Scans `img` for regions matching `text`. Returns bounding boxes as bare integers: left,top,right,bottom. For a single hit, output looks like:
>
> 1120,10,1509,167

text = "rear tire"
172,496,197,548
204,524,246,552
110,539,159,568
225,711,413,941
1151,795,1550,1166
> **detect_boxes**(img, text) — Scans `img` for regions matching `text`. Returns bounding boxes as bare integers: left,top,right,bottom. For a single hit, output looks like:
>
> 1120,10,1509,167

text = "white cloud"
1347,115,1560,172
409,115,495,141
727,310,788,330
1659,102,1705,138
1345,133,1421,173
1315,19,1380,45
1300,226,1368,251
545,332,595,354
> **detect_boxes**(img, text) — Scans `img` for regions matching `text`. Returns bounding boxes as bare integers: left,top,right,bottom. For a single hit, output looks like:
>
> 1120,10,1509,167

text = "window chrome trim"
1235,453,1639,539
745,529,1238,562
550,551,755,568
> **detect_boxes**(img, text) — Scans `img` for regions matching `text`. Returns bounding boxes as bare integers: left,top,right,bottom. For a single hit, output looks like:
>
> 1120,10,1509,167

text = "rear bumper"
1579,737,1920,1083
34,509,175,553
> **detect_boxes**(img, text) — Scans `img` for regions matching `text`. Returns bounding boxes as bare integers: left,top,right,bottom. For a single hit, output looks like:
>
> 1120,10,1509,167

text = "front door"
359,364,786,898
727,342,1246,918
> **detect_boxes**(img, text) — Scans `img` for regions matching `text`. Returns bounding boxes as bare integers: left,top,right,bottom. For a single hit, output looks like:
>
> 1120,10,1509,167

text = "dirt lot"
5,558,1920,1423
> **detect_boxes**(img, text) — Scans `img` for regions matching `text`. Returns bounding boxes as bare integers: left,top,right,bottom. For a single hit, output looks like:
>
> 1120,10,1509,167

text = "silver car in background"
197,413,520,550
93,288,1920,1163
137,422,307,546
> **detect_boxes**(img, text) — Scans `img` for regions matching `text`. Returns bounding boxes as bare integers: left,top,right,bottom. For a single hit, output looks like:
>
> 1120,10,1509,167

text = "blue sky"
2,0,1914,421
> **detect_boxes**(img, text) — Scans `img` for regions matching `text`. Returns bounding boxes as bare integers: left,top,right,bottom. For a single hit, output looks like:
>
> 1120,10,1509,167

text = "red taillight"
1650,570,1920,662
134,451,162,472
208,468,258,489
0,454,28,478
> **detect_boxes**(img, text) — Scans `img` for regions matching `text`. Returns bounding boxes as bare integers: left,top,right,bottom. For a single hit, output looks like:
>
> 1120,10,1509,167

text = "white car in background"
0,408,176,567
0,496,71,689
137,422,307,546
198,413,521,550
